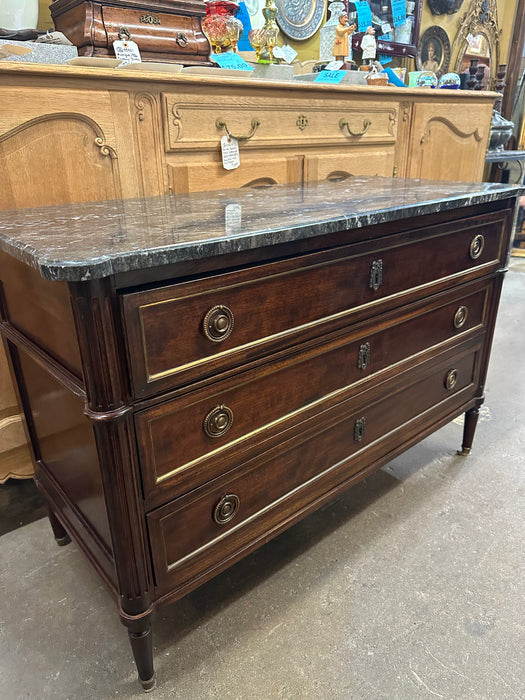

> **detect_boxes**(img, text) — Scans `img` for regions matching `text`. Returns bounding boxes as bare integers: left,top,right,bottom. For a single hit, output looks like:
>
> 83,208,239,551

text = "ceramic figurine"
361,26,376,64
332,13,356,62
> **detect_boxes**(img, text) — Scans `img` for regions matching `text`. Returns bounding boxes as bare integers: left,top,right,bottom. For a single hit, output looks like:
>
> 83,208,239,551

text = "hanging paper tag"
113,40,142,65
221,135,240,170
225,203,242,234
355,1,373,32
273,44,298,64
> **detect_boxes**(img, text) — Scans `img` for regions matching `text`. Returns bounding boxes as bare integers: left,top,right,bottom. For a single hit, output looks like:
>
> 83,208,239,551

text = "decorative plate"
416,25,451,79
275,0,326,41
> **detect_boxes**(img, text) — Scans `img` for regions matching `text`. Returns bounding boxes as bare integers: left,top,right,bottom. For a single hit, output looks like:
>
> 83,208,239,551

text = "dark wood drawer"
147,344,480,596
136,281,491,508
123,213,507,398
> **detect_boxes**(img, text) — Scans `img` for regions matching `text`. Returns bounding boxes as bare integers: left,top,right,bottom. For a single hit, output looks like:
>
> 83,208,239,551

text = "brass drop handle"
445,369,458,390
203,405,234,438
176,32,189,47
469,234,485,260
213,494,240,524
453,306,468,329
339,117,372,137
202,305,234,342
216,117,261,142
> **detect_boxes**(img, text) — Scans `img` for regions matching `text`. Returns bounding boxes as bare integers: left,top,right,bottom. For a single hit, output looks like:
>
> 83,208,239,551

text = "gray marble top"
0,176,522,281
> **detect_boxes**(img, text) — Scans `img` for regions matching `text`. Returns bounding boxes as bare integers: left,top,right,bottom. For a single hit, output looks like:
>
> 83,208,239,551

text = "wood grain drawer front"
148,346,479,594
163,93,398,151
136,283,490,507
101,7,204,55
123,214,506,397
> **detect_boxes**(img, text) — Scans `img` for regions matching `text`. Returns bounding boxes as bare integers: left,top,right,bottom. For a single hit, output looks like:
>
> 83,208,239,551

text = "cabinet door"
0,87,140,210
407,100,493,182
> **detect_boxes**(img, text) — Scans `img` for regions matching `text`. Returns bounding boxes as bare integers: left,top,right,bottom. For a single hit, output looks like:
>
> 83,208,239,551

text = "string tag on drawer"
113,40,142,65
221,135,240,170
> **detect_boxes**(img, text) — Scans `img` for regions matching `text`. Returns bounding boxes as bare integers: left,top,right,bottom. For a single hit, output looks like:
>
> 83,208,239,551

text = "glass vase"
202,1,244,54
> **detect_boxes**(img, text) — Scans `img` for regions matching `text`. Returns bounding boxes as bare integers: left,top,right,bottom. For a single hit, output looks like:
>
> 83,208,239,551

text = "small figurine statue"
361,25,376,64
332,13,356,63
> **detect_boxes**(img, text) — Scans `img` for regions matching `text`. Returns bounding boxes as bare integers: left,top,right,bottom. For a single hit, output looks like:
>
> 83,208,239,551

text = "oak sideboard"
0,177,520,689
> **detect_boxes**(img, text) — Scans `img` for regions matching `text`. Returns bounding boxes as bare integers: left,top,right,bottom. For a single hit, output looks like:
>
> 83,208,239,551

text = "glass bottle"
202,1,244,54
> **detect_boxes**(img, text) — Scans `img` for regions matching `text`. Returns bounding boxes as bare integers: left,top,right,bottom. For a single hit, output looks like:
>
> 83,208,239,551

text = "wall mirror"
451,0,501,89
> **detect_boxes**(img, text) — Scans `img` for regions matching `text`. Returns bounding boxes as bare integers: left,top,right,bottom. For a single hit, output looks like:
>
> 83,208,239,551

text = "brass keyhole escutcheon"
445,369,458,390
470,234,485,260
454,306,468,329
202,305,234,342
296,115,309,131
213,494,240,525
203,405,234,438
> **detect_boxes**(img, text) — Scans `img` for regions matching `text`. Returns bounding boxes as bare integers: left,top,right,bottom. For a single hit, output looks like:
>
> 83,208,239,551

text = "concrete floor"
1,259,524,700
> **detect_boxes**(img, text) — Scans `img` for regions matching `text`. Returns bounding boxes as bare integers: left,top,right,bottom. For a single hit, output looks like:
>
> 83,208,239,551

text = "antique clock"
50,0,211,64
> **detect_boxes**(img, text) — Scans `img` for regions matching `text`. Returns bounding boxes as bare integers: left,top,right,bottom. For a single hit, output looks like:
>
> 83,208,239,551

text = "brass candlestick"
249,0,281,63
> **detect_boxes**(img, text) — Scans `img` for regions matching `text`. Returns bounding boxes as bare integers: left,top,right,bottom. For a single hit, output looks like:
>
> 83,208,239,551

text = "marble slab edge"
0,187,523,283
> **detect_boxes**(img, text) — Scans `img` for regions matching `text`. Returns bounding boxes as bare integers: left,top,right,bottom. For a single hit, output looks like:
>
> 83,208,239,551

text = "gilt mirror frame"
451,0,501,89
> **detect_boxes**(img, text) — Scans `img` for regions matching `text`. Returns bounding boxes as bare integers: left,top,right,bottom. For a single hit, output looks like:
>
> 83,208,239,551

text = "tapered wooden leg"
458,406,480,456
128,619,156,692
47,507,71,546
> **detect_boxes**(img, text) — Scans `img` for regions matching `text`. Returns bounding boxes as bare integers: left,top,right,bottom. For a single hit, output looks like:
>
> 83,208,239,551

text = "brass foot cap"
457,447,472,456
139,674,156,692
55,534,71,546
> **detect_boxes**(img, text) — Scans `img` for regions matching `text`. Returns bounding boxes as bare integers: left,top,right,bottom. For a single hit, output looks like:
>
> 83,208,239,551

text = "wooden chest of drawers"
50,0,211,64
0,178,520,689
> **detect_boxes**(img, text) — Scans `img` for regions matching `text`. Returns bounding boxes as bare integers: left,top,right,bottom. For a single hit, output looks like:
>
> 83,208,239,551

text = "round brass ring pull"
213,494,240,525
203,405,234,438
445,369,458,390
470,234,485,260
176,32,189,47
454,306,468,329
202,305,234,342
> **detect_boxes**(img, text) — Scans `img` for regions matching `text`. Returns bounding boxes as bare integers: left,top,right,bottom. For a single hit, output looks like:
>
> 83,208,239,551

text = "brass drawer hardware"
216,117,261,142
296,115,308,131
454,306,468,329
202,305,234,342
354,417,366,442
358,342,371,370
203,405,234,438
140,14,161,25
339,117,372,137
213,494,240,524
445,369,458,390
469,234,485,260
176,33,189,47
369,259,383,291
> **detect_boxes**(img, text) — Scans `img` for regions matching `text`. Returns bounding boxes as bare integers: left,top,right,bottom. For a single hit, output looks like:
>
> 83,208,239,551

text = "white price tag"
221,135,240,171
381,23,392,34
273,44,298,64
325,60,345,70
225,204,242,234
113,40,142,65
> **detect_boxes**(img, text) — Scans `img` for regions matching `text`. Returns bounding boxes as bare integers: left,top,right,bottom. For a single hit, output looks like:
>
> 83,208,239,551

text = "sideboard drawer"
163,93,398,152
147,345,480,595
136,282,490,507
123,215,506,397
